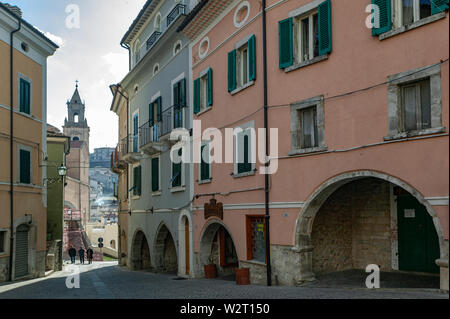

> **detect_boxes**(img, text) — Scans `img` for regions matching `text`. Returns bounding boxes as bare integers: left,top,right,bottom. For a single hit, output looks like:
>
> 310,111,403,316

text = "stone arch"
154,222,178,273
293,170,446,282
178,210,193,277
130,229,151,271
198,219,239,277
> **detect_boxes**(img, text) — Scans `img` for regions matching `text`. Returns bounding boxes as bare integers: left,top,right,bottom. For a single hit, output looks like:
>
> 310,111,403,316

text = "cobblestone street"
0,262,447,299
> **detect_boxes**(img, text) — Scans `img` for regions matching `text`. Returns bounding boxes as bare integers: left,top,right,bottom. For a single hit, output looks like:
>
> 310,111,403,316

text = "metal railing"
167,4,186,27
120,135,139,156
146,30,162,51
139,106,187,148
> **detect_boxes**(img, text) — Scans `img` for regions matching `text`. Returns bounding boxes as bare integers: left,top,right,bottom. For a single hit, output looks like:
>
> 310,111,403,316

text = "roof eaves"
177,0,210,33
120,0,154,46
0,2,59,49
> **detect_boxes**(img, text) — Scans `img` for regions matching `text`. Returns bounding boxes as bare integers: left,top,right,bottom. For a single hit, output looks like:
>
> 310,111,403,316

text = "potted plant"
204,256,217,279
235,267,250,285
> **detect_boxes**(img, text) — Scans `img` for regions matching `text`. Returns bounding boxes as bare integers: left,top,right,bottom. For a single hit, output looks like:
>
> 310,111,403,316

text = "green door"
397,195,440,273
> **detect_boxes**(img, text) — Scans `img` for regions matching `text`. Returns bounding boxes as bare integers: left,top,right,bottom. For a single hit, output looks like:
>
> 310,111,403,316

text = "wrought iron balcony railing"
139,105,187,148
167,4,186,27
120,135,139,156
146,30,162,51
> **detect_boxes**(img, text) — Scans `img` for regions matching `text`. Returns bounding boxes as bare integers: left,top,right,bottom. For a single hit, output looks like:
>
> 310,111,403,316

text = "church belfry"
63,82,90,149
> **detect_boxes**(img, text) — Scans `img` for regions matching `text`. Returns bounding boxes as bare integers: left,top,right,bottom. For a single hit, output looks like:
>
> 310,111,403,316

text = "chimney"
3,3,22,18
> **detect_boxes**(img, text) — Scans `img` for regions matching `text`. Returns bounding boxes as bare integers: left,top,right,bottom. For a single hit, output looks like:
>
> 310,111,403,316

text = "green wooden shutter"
318,0,332,56
200,145,210,181
133,166,138,196
157,97,162,122
152,158,159,192
20,79,30,114
180,78,186,107
25,81,30,114
278,17,293,69
149,103,155,126
194,78,200,114
248,35,256,81
137,166,142,195
20,150,31,184
432,0,449,14
372,0,391,36
207,68,213,106
228,49,237,92
173,82,180,109
19,79,25,112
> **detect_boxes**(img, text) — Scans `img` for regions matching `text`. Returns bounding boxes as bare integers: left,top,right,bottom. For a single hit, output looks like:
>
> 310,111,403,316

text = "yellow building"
0,3,58,282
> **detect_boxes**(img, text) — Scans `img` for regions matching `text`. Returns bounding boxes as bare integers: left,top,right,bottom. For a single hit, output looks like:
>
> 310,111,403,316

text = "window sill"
195,106,212,117
230,81,255,96
131,195,141,200
232,170,256,179
170,186,186,193
284,54,329,73
289,145,328,156
384,127,446,141
152,191,162,196
242,259,266,266
198,178,212,185
379,12,446,41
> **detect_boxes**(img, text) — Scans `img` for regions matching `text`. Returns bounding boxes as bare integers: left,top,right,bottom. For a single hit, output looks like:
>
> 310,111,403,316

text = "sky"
7,0,147,152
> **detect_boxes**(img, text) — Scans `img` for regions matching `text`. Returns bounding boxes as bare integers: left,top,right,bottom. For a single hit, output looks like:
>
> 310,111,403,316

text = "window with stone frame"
386,63,443,139
393,0,432,28
290,95,326,155
237,43,249,88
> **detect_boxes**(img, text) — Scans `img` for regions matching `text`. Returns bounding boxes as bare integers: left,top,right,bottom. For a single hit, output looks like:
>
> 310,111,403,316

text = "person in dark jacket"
78,247,85,264
86,247,94,264
68,246,77,264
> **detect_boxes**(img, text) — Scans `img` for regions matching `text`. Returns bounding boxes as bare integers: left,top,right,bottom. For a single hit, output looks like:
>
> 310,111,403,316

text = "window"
234,124,255,176
19,149,31,184
19,78,31,114
228,35,255,93
173,79,186,128
172,148,182,188
386,64,443,139
174,41,182,56
295,11,319,63
73,137,80,141
400,79,431,131
149,97,162,142
74,113,79,123
133,165,142,196
373,0,448,36
0,230,7,254
246,216,266,263
151,157,160,193
132,113,139,152
290,95,326,154
153,64,160,76
199,143,211,182
279,0,331,69
154,13,162,31
194,68,213,114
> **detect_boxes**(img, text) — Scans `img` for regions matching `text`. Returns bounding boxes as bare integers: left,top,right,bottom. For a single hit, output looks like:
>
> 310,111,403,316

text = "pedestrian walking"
68,246,77,264
78,247,85,264
86,247,94,264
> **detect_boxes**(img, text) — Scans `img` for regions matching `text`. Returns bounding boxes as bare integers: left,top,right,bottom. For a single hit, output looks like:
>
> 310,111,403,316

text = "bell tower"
63,81,90,149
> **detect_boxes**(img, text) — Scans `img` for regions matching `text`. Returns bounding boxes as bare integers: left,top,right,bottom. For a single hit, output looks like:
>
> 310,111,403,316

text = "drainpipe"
262,0,271,286
9,17,22,282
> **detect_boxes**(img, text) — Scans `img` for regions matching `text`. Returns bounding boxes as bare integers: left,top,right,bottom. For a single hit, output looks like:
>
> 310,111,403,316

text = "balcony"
146,30,162,51
120,135,142,164
167,4,186,27
139,106,186,155
110,145,127,174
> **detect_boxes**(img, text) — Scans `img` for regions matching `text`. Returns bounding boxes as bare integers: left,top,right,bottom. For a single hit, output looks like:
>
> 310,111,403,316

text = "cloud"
33,26,65,47
102,52,129,82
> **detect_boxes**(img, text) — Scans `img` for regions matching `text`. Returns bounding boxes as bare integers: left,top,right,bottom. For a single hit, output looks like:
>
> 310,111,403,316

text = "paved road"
0,262,447,299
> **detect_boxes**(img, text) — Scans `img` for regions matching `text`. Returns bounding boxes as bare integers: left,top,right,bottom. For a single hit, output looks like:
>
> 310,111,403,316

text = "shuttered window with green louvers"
20,79,31,114
372,0,391,36
19,149,31,184
152,157,159,192
278,17,293,69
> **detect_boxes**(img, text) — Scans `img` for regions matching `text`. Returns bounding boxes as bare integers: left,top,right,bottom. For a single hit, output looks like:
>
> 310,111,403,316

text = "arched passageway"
154,224,178,273
131,230,151,271
199,222,238,278
295,172,443,288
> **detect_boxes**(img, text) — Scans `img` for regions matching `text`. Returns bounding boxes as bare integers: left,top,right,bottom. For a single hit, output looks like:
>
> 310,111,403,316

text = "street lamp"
44,164,67,185
57,165,67,178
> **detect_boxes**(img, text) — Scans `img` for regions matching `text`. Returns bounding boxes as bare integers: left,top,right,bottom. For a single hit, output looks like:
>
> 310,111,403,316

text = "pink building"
180,0,448,290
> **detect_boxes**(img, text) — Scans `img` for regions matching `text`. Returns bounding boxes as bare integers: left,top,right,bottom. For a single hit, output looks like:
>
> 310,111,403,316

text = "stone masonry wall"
311,178,392,274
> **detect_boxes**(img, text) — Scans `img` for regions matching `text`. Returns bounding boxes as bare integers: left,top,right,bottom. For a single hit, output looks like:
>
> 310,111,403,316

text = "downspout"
9,17,22,282
262,0,272,286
